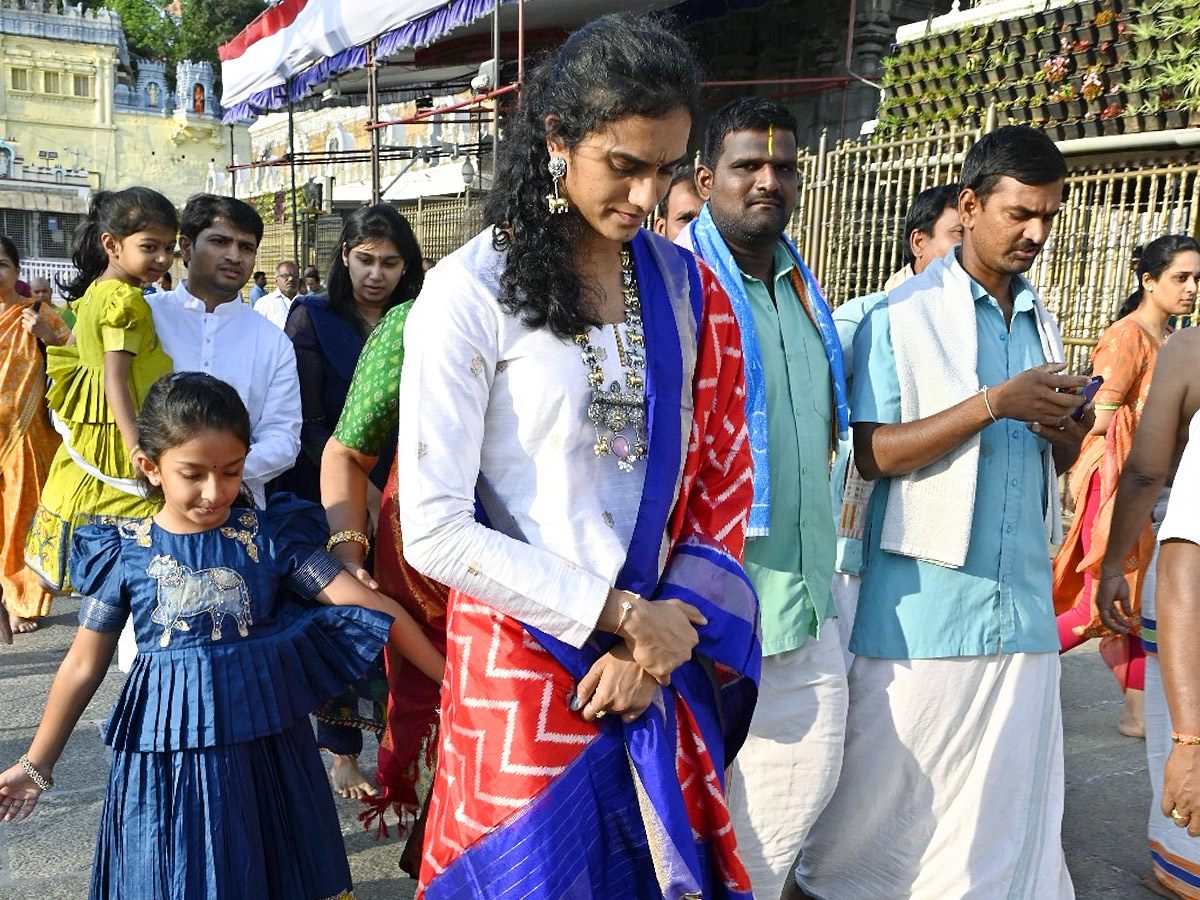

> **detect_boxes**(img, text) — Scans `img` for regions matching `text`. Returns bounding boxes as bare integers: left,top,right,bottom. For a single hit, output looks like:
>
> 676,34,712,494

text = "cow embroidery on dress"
146,555,253,647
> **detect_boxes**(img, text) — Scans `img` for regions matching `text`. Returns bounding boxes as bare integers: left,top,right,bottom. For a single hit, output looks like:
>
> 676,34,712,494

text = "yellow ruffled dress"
25,280,171,590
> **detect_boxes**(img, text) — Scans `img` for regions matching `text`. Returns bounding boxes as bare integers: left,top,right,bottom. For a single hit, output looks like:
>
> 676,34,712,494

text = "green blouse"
332,300,412,456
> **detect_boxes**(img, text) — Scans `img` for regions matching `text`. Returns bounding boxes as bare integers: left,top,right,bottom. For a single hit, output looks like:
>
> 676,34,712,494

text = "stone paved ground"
0,597,1167,898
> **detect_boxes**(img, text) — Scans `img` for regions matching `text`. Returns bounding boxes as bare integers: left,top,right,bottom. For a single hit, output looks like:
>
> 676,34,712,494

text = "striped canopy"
218,0,501,121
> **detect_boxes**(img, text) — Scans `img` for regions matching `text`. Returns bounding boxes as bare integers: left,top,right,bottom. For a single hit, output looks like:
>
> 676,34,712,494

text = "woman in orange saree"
0,236,69,636
1054,235,1200,737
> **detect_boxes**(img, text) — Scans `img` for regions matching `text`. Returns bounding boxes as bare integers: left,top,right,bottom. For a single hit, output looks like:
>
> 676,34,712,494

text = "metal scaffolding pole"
491,0,500,182
368,40,381,204
287,85,299,262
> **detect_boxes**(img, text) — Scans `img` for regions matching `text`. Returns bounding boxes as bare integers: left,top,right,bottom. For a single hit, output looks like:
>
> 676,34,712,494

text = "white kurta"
252,288,295,331
398,230,648,648
148,284,302,500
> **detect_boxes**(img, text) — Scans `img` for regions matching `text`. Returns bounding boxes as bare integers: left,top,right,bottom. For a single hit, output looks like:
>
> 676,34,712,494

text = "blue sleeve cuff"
286,549,345,599
78,595,128,633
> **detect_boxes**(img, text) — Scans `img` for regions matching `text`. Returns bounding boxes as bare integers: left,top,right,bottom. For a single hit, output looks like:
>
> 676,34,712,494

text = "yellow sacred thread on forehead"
768,124,773,155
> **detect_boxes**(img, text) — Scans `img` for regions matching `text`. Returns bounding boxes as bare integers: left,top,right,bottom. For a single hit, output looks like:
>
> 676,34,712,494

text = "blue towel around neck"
688,204,849,537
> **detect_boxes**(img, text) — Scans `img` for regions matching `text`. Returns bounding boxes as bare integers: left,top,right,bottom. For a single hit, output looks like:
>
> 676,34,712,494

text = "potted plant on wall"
1100,102,1124,134
1092,5,1121,44
1082,67,1107,105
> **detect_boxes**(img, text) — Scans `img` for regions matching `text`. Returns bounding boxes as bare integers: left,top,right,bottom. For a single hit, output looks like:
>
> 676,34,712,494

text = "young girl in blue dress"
0,372,446,900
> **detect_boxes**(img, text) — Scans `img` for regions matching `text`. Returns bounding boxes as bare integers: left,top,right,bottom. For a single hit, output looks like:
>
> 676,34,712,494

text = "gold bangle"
1172,732,1200,745
326,529,370,555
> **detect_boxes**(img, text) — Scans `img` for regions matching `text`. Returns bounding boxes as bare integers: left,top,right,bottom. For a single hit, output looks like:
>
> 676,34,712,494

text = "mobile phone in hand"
1071,375,1104,420
31,300,40,313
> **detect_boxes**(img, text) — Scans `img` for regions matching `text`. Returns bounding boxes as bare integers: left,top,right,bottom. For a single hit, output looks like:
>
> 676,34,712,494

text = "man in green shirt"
678,97,848,900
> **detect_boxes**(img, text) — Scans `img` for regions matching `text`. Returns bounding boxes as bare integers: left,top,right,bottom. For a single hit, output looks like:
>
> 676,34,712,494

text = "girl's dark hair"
0,235,20,270
485,13,703,339
59,187,178,303
135,372,252,504
1116,234,1200,320
326,203,424,338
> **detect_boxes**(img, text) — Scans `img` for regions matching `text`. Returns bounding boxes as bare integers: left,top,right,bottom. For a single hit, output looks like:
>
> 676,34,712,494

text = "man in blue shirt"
829,184,963,667
248,270,267,304
793,127,1088,899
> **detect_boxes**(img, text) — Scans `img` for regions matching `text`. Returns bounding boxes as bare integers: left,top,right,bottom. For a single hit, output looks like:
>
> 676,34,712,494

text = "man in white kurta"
252,260,300,330
149,196,300,502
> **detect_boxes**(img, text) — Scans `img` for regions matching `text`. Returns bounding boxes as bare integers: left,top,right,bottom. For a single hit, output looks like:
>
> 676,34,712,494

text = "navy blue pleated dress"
71,494,392,900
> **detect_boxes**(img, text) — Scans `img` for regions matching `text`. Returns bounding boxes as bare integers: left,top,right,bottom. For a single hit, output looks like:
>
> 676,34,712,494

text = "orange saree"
0,300,68,618
1053,317,1161,650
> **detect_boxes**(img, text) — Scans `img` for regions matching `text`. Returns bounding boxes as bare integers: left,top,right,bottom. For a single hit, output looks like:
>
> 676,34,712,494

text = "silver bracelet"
615,596,637,636
18,754,53,791
980,386,998,423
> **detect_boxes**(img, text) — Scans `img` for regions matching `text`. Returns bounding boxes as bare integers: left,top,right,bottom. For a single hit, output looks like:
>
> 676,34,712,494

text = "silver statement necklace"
574,248,648,472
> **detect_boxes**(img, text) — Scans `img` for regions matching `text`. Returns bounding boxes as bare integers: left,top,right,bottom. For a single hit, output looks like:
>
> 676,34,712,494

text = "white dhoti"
1143,490,1200,896
794,651,1074,900
726,616,849,900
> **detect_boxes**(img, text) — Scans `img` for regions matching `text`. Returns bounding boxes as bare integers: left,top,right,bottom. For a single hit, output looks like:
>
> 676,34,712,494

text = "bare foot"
8,614,39,635
329,754,378,801
1120,688,1146,739
1142,870,1183,898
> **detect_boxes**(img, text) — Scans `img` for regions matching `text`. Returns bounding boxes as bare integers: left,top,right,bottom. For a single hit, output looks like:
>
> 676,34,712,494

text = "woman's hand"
20,308,62,346
573,645,658,724
330,541,378,590
0,763,44,822
613,592,705,685
1163,745,1200,837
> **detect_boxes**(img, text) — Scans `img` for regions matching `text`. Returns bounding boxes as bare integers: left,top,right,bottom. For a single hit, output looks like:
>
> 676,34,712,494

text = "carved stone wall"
175,59,215,118
0,0,127,65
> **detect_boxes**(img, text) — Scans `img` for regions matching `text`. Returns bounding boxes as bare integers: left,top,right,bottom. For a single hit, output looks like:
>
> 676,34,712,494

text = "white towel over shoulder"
880,251,1064,568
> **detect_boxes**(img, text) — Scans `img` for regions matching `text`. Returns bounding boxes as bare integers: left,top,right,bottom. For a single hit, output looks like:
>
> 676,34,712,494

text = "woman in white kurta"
397,14,761,900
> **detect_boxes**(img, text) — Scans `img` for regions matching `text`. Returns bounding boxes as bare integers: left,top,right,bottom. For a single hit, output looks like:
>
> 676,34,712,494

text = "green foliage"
80,0,262,85
176,0,265,67
81,0,177,61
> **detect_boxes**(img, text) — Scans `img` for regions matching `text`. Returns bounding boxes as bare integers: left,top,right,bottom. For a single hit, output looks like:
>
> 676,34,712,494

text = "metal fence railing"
790,128,978,309
244,130,1200,375
395,195,486,263
789,129,1200,373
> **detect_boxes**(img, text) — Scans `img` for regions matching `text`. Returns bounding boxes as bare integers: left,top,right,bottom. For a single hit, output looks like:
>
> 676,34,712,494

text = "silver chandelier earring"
546,156,569,214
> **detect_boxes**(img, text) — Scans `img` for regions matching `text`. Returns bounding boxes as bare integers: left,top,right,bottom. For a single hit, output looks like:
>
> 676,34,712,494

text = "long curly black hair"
485,13,703,339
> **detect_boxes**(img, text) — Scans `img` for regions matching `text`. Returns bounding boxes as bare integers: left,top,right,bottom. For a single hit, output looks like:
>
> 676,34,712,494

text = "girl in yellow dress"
25,187,176,593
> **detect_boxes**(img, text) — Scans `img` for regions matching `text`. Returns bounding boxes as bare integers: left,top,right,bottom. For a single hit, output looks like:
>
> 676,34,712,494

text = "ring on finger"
1172,808,1189,821
593,709,607,719
1056,419,1068,431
